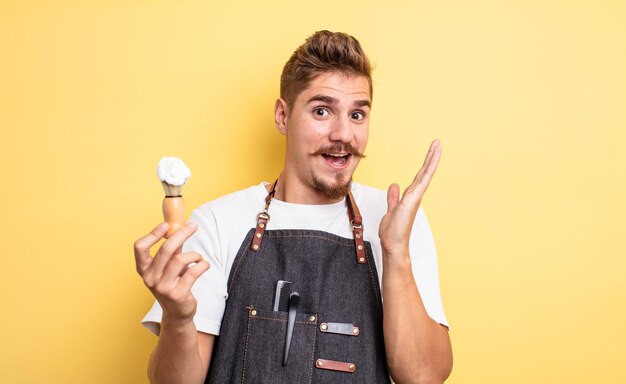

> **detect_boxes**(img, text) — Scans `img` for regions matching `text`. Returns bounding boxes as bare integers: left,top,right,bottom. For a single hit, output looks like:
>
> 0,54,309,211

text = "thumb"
386,183,400,213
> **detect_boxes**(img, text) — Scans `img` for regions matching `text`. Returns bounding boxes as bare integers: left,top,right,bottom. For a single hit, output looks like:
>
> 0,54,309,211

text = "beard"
311,171,353,200
308,142,364,200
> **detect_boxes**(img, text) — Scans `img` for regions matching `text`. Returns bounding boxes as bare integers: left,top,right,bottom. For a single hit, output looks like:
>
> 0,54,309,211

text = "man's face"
276,71,371,200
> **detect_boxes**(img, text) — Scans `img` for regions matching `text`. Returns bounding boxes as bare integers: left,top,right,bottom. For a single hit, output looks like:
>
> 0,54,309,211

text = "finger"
421,139,439,169
160,252,207,287
418,143,442,188
405,141,442,198
411,140,441,189
133,222,168,274
386,183,401,213
149,223,198,279
404,141,438,196
174,260,211,294
416,139,440,181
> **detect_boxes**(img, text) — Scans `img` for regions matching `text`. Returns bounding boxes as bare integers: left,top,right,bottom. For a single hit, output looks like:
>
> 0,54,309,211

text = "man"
135,30,452,384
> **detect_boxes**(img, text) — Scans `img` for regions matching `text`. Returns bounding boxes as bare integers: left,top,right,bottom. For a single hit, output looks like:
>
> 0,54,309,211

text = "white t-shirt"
142,182,449,336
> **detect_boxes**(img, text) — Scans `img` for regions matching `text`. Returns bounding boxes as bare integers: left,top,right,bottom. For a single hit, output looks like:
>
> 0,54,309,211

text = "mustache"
313,143,366,158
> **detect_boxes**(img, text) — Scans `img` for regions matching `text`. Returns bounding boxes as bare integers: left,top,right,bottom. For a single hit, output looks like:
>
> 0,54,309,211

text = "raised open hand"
379,139,442,259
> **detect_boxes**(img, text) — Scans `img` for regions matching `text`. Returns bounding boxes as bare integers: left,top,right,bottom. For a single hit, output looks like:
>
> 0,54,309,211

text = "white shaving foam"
157,156,191,186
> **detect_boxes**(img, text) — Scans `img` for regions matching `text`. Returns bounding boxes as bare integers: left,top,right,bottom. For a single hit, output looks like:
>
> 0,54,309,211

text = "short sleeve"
409,207,449,328
141,208,229,336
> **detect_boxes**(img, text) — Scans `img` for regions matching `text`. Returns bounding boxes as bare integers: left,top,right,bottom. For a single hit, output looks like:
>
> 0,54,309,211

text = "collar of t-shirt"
259,182,354,238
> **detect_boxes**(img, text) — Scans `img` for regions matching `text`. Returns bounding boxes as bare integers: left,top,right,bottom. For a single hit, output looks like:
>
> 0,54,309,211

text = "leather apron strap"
346,191,366,264
250,180,277,252
251,180,367,264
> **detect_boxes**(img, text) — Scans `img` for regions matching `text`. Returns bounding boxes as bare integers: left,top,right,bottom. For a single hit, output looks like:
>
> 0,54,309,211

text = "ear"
274,98,289,135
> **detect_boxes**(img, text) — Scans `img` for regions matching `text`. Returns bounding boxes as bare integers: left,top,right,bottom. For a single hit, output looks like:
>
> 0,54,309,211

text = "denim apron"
206,182,390,383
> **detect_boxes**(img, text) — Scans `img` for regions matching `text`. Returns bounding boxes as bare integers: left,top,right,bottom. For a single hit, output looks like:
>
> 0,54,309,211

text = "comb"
273,280,292,311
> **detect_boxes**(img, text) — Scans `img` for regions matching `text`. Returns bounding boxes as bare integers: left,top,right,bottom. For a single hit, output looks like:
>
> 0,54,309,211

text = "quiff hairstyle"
280,30,373,110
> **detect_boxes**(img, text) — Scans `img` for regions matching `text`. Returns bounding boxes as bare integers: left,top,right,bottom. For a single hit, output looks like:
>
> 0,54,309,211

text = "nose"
328,114,354,144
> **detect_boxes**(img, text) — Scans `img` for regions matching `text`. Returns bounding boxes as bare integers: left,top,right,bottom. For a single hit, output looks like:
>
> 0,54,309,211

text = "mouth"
321,152,352,169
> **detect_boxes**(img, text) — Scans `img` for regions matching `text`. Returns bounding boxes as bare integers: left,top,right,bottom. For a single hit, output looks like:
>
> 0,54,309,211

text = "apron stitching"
365,246,383,313
229,235,253,293
264,233,354,248
239,311,317,383
241,310,253,384
308,316,318,384
252,316,317,325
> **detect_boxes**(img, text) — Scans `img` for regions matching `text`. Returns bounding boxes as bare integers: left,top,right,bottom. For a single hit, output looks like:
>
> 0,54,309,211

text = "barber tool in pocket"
273,280,301,366
273,280,292,312
283,291,300,366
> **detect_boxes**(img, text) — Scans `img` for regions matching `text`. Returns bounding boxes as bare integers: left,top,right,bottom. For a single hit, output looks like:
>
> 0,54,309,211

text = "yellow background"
1,0,625,383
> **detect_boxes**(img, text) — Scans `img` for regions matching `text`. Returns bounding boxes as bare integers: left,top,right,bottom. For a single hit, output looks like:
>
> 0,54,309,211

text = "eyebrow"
306,94,371,109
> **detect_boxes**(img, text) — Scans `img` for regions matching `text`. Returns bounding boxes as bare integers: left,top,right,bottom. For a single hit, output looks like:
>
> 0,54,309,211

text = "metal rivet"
252,244,259,250
355,233,361,238
320,323,327,331
259,223,265,228
309,315,316,322
316,360,323,367
357,245,363,250
352,327,359,334
359,257,365,263
251,310,257,316
255,233,262,238
349,364,355,370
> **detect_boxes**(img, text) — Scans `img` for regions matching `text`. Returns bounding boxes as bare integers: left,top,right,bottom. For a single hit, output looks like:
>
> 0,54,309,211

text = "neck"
267,172,345,205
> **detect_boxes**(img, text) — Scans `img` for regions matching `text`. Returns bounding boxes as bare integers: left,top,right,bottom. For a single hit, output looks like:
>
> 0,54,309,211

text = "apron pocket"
242,306,317,384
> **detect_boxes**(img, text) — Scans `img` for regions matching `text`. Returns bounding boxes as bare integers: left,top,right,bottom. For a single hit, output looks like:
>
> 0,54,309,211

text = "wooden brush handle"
162,196,185,238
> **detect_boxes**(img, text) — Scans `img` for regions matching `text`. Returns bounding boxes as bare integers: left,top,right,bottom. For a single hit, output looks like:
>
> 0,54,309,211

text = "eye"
351,111,366,120
313,107,330,117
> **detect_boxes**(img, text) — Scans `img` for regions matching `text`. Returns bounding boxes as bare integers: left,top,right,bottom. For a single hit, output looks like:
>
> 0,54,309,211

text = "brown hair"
280,30,373,110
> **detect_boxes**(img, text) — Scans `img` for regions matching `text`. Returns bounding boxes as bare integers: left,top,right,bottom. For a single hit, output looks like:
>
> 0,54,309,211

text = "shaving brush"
157,156,191,238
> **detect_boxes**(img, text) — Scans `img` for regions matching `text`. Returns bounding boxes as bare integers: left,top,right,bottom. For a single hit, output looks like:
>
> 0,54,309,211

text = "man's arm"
382,253,452,383
147,324,215,384
378,140,453,384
